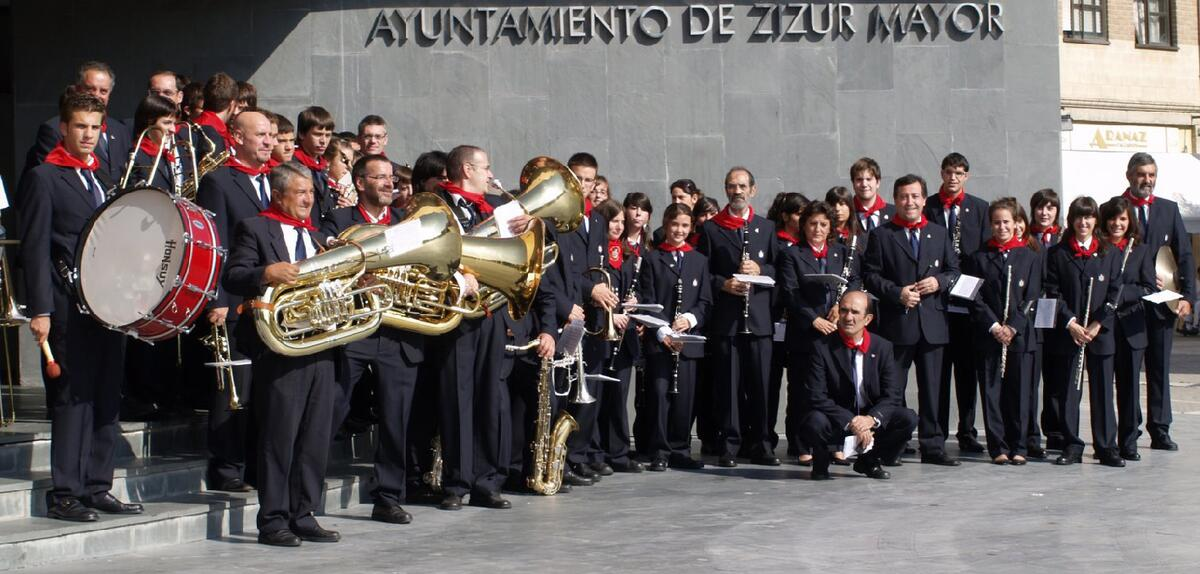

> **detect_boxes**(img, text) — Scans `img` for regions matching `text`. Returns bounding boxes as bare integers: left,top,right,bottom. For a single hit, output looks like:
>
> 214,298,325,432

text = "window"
1064,0,1107,43
1136,0,1176,48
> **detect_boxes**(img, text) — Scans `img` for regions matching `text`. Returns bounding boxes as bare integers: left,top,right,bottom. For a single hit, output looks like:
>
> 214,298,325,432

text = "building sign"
365,3,1005,46
1065,123,1181,154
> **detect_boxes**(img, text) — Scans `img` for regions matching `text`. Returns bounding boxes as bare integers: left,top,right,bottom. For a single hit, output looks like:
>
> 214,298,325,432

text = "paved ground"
11,335,1200,573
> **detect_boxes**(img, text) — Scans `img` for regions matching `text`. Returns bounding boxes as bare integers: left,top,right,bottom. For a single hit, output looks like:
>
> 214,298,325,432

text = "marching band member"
638,203,712,470
21,92,137,522
964,198,1041,465
924,153,991,454
862,174,960,466
766,192,806,459
591,175,611,204
778,201,861,466
801,291,918,481
622,192,653,258
128,95,185,192
195,72,239,154
1027,188,1061,458
849,157,894,235
651,179,703,245
146,70,184,115
270,114,296,167
195,110,277,492
1099,196,1156,461
225,162,339,546
323,137,358,208
825,186,865,254
26,62,131,187
292,106,337,224
698,166,779,468
1043,196,1123,467
1117,152,1195,451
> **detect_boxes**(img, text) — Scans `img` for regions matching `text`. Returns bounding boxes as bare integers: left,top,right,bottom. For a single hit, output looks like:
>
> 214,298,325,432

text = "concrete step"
0,416,209,476
0,464,374,571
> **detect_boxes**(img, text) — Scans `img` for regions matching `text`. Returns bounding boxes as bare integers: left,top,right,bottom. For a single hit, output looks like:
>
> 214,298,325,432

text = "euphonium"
528,354,579,495
253,199,461,356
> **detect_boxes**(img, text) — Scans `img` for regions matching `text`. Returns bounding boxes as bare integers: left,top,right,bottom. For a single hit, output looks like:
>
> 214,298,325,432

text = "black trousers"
1060,349,1117,456
693,351,716,448
206,316,253,485
799,407,918,473
945,312,980,439
254,351,334,533
596,363,634,465
643,354,698,460
893,340,947,455
1144,311,1175,437
1027,347,1045,449
712,334,773,458
566,345,605,466
767,339,787,452
337,332,419,506
506,357,541,480
1114,328,1145,452
784,351,812,455
407,361,440,493
975,347,1032,458
44,304,126,505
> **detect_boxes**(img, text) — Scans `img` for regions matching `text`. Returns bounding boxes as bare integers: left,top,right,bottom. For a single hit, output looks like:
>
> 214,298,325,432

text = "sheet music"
842,434,875,455
383,219,423,255
733,274,776,287
490,200,526,238
628,314,669,328
558,320,586,355
1144,290,1184,304
671,333,707,344
1034,298,1057,329
623,303,665,312
950,274,983,301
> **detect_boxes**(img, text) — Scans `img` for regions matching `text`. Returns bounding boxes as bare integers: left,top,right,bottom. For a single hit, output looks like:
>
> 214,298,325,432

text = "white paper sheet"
623,303,664,312
628,314,669,328
383,219,424,256
950,274,983,301
1034,298,1057,329
1144,290,1184,304
842,434,875,456
490,200,526,238
733,273,776,287
773,321,786,342
671,333,707,344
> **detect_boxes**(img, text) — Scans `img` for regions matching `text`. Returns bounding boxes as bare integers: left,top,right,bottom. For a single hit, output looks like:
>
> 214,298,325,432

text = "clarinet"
1073,277,1095,391
671,273,684,395
836,233,858,299
999,264,1013,378
609,254,643,371
739,218,752,334
952,207,963,257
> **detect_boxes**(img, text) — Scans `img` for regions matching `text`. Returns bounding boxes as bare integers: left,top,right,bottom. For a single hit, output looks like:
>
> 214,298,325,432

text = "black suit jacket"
1124,193,1197,314
128,147,185,194
554,211,608,321
582,255,636,362
196,166,273,310
778,241,860,354
638,248,712,359
1043,242,1122,356
19,163,102,316
27,116,131,188
1113,243,1156,350
862,221,959,346
805,332,903,432
923,192,992,259
856,203,896,232
697,215,777,337
290,157,334,226
965,246,1042,354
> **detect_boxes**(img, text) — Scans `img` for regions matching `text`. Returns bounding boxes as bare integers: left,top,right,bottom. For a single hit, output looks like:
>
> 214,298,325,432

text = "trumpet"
585,267,621,342
200,322,247,410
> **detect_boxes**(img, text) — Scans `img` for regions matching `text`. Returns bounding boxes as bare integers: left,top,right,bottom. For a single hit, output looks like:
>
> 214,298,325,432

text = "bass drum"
75,186,223,341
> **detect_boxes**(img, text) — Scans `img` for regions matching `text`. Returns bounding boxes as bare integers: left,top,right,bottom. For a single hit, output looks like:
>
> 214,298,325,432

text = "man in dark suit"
801,291,918,480
20,92,138,522
850,157,896,235
923,153,991,454
862,174,961,466
23,62,131,195
1119,152,1196,451
195,110,277,493
697,166,779,468
291,106,337,225
319,155,422,524
223,162,339,547
193,72,239,155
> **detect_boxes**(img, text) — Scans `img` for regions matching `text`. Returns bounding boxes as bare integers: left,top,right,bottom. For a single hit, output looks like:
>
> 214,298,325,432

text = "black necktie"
257,175,270,209
849,349,860,411
948,205,957,234
85,171,102,208
674,251,682,268
863,214,875,232
294,228,308,262
909,230,920,259
457,198,476,229
1139,205,1148,232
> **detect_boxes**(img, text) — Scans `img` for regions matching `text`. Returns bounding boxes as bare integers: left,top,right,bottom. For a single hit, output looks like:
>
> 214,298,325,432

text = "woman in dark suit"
128,94,188,193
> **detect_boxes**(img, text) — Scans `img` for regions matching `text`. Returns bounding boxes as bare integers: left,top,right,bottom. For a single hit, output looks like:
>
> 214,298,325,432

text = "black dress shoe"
469,491,512,509
86,493,144,514
646,458,667,472
589,462,614,476
439,494,463,510
372,503,413,524
46,498,98,522
572,463,600,480
1054,453,1082,465
611,460,645,473
1120,450,1141,461
810,469,832,481
920,453,961,467
750,455,781,466
257,529,301,547
853,457,891,479
563,468,594,486
903,444,917,454
957,435,985,453
716,455,738,468
292,523,341,543
1097,453,1127,468
1027,445,1047,459
1151,434,1179,451
212,478,253,493
669,456,705,470
832,456,853,466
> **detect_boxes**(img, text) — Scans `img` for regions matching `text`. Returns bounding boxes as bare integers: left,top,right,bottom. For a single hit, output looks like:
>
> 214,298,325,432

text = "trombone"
200,322,249,410
0,239,27,426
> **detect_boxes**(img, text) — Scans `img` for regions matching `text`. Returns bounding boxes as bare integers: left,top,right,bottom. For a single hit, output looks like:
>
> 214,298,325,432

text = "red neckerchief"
840,329,870,354
607,239,624,269
584,198,593,217
938,186,965,209
438,181,495,215
987,235,1026,253
138,136,175,162
225,156,269,177
358,204,391,225
293,147,328,172
837,227,851,240
776,230,799,245
809,241,828,259
624,237,642,257
686,232,700,247
854,195,886,218
1069,237,1099,259
44,142,98,171
196,111,234,149
265,158,281,169
1031,224,1059,245
711,205,753,230
1111,237,1129,252
895,214,929,230
259,204,317,232
1123,189,1154,208
657,241,693,253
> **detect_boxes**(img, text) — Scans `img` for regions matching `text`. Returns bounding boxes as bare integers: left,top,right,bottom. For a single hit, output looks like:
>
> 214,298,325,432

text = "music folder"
1034,298,1057,329
733,274,776,287
949,274,983,301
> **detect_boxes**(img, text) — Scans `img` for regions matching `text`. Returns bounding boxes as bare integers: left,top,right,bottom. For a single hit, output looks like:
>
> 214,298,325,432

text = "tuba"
253,197,461,356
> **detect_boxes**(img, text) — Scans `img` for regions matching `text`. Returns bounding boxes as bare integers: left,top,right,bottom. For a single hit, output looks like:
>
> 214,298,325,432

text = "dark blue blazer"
196,166,273,310
1043,241,1122,356
637,248,712,360
1112,242,1156,351
1123,193,1197,315
582,254,636,362
128,147,185,194
861,221,959,346
923,192,991,258
778,241,860,355
19,163,102,316
805,332,903,432
555,211,608,322
27,116,131,189
856,202,896,232
965,246,1042,354
697,215,778,337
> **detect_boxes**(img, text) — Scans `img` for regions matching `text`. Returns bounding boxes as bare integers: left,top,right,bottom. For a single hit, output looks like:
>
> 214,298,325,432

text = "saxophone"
423,435,444,492
528,355,579,495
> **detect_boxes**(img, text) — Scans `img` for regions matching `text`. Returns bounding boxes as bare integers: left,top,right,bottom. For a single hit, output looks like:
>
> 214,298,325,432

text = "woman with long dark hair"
825,186,864,254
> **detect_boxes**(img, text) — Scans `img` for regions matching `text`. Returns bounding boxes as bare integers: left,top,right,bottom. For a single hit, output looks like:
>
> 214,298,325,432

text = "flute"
1073,277,1095,391
999,264,1012,378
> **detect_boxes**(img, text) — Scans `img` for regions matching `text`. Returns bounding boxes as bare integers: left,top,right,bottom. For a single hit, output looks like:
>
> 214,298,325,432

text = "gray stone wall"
10,1,1061,213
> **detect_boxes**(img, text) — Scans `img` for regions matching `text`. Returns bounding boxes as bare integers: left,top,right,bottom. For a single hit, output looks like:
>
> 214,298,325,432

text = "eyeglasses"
360,134,387,141
148,89,178,98
365,174,400,184
466,162,492,171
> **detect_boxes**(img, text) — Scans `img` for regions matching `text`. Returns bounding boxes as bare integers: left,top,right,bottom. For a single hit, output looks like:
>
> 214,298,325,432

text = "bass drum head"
77,188,186,328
